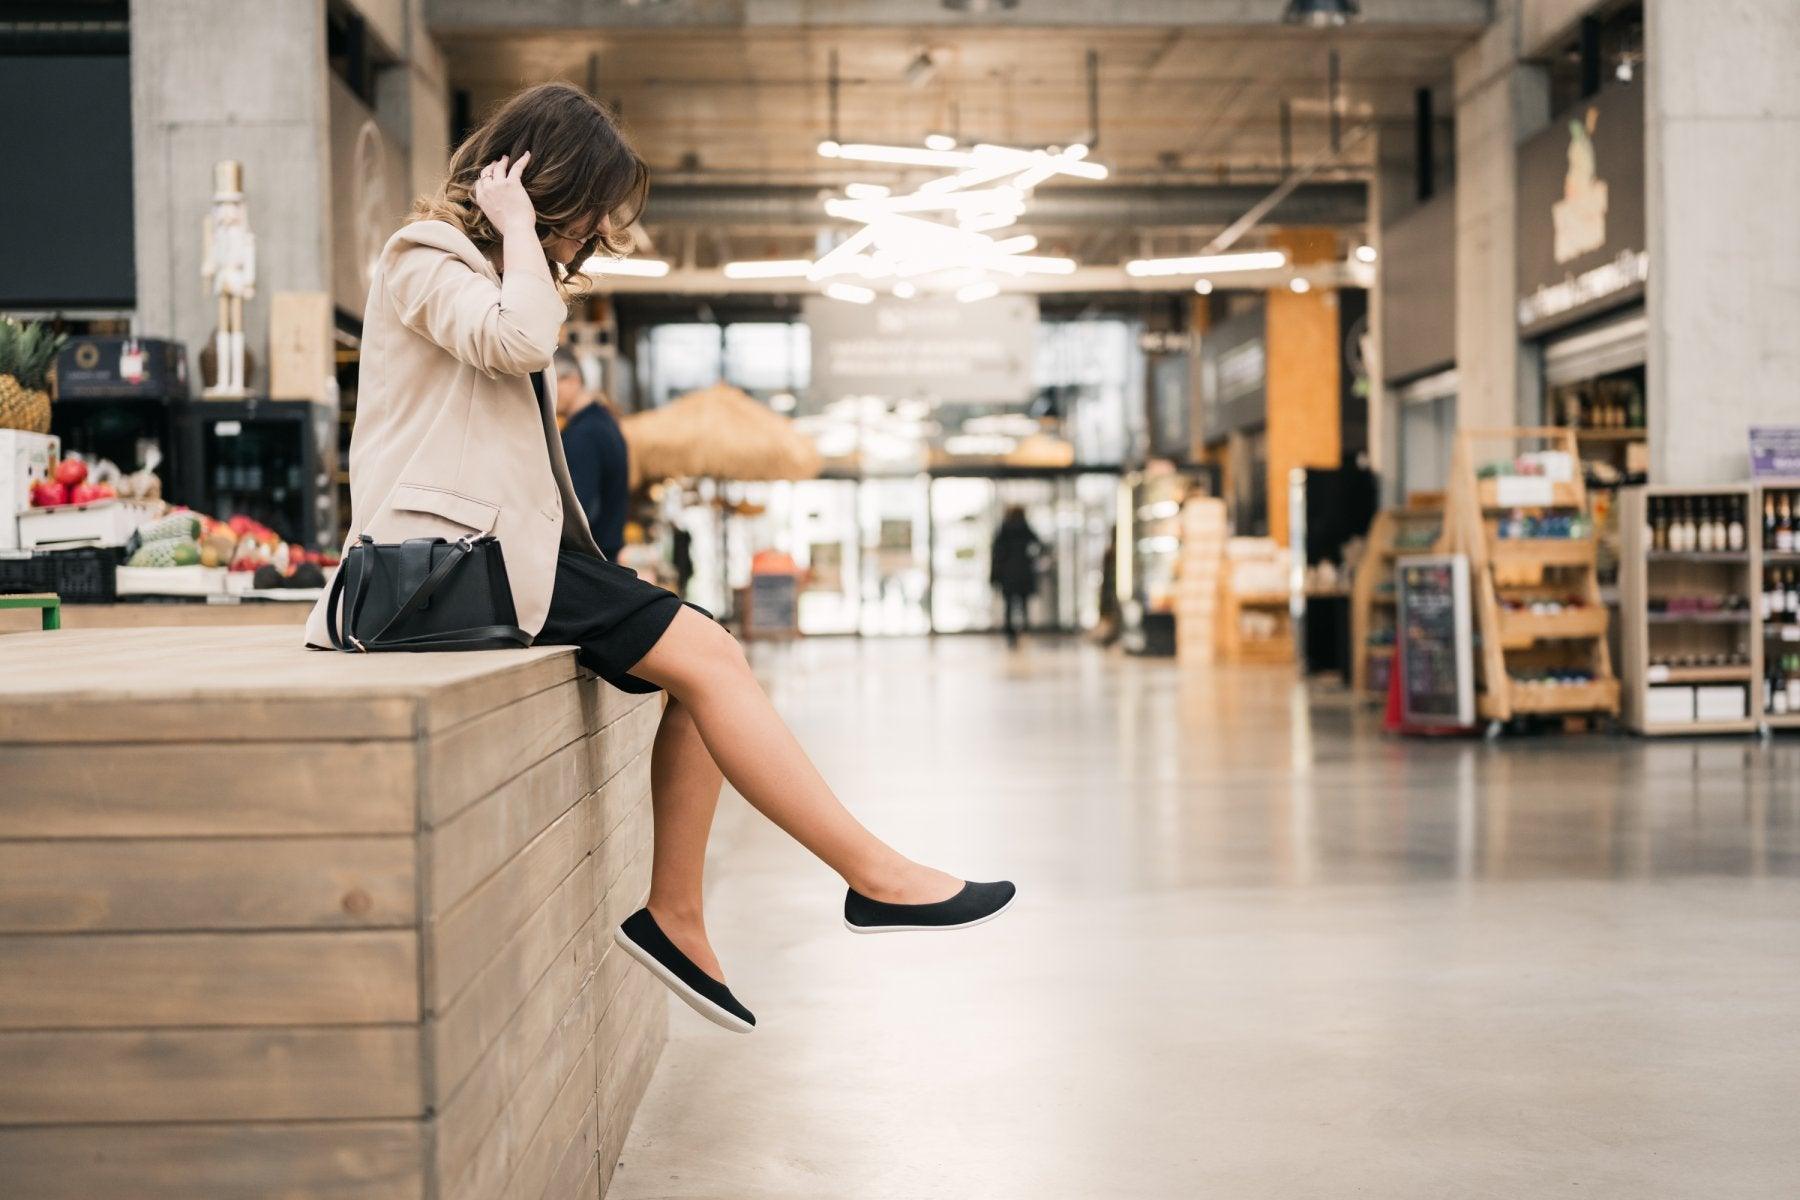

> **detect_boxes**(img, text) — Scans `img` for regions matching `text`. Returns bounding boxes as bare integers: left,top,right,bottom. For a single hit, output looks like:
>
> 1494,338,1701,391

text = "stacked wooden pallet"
1175,497,1227,664
0,627,668,1199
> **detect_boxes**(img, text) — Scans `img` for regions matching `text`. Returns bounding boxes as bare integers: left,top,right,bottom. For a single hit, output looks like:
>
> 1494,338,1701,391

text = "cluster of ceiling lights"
711,137,1108,304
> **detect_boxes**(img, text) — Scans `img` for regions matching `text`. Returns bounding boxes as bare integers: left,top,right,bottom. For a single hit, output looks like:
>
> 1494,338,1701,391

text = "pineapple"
0,317,67,435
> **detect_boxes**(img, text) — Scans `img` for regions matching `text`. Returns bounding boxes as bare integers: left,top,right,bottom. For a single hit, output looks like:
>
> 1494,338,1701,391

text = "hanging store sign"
803,295,1037,408
1199,305,1267,441
1516,82,1646,337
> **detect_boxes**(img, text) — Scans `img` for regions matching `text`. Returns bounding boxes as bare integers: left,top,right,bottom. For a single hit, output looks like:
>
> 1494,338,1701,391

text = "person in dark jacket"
990,504,1046,648
553,350,631,559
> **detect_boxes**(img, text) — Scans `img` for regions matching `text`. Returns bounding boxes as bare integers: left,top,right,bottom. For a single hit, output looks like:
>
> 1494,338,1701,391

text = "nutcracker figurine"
201,160,256,397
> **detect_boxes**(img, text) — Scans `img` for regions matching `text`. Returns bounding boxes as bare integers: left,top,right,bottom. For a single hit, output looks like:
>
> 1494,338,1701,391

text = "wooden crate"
0,628,668,1199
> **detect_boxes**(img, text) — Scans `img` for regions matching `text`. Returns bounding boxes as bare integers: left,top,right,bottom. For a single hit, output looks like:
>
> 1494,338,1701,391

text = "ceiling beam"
588,261,1374,296
643,182,1366,230
426,0,1492,35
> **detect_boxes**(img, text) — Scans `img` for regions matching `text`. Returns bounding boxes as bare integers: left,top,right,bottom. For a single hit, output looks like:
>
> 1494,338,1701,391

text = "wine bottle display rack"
1619,481,1800,735
1448,428,1620,725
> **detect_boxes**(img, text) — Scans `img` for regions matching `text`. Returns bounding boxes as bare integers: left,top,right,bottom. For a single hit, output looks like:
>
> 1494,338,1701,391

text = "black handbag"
326,533,531,652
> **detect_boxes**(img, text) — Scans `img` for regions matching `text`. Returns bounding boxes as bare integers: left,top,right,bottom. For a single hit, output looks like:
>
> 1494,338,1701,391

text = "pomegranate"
70,482,105,505
32,481,68,507
54,458,88,488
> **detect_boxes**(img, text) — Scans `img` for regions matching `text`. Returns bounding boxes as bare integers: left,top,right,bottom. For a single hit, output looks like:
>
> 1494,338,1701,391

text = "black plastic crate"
45,547,122,604
0,554,56,595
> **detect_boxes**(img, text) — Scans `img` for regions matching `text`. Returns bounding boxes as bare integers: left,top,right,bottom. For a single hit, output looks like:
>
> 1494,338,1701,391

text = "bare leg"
628,607,961,906
644,696,727,981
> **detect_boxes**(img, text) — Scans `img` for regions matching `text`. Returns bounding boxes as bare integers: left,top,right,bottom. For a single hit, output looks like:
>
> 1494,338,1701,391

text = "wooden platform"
0,599,312,633
0,627,668,1199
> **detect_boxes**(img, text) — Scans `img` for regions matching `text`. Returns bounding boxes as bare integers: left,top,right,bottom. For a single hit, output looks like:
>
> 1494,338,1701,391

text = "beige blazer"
303,220,602,648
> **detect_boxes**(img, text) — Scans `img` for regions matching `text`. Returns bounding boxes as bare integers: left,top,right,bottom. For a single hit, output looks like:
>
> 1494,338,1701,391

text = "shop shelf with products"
1348,497,1443,700
1447,428,1620,724
1217,536,1293,664
1752,480,1800,729
1617,485,1757,735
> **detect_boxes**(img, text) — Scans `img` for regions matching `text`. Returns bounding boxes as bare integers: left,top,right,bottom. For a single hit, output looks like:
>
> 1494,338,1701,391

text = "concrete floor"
608,637,1800,1200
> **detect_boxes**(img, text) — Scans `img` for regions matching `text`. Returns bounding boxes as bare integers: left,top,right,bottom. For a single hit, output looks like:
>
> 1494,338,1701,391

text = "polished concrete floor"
609,636,1800,1200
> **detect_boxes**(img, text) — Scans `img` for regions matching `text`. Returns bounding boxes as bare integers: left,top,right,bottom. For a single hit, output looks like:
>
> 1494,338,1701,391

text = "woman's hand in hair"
473,152,537,238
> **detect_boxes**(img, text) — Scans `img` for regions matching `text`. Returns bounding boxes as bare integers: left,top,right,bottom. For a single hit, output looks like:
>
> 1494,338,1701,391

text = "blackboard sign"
1395,554,1474,728
745,572,799,637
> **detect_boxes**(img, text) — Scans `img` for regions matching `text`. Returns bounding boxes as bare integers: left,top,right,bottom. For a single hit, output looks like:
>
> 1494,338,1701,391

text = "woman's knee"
638,606,749,689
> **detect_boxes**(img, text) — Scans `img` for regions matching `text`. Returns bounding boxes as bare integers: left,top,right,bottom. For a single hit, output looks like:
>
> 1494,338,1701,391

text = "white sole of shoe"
613,926,755,1034
843,892,1016,934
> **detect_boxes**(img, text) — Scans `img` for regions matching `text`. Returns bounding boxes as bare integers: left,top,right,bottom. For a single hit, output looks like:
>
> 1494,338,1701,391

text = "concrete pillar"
1367,118,1417,504
129,0,333,392
1265,228,1343,547
1644,0,1800,485
1452,0,1549,431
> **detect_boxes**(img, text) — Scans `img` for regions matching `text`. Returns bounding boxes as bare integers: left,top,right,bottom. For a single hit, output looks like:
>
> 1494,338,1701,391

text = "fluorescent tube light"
825,282,876,304
1124,250,1288,277
723,259,815,279
583,257,670,277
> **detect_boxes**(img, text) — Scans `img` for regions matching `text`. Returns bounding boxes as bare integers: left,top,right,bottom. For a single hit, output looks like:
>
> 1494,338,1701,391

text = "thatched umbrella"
621,382,821,489
620,383,821,624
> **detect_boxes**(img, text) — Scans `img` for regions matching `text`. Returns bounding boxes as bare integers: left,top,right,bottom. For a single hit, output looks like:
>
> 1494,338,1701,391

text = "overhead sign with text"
804,295,1038,407
1515,81,1647,338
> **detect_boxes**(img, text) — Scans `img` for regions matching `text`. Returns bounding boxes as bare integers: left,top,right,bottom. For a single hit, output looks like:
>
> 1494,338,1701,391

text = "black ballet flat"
843,879,1017,934
614,908,755,1033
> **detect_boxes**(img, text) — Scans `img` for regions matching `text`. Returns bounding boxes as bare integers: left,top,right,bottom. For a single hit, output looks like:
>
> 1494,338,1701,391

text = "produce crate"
46,547,123,604
0,552,56,595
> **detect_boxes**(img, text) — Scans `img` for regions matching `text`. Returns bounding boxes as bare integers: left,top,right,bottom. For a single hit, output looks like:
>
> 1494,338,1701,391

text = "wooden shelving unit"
1349,498,1444,700
1618,484,1758,735
1754,480,1800,732
1448,428,1621,724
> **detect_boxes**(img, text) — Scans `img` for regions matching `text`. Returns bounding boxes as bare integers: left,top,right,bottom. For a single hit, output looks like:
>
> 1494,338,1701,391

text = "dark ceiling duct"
644,183,1367,231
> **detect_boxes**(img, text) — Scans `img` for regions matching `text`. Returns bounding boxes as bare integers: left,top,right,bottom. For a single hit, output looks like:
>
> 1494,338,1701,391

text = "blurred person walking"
990,504,1046,648
305,82,1012,1035
551,350,630,559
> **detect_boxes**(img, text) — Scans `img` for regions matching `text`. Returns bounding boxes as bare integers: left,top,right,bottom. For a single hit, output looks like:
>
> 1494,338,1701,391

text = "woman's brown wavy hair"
413,82,648,296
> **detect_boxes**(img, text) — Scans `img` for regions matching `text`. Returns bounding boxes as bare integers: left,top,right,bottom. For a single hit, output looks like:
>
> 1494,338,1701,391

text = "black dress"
530,371,714,694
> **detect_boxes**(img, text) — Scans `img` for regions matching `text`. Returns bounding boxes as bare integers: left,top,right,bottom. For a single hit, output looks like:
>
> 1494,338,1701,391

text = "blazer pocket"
389,483,501,534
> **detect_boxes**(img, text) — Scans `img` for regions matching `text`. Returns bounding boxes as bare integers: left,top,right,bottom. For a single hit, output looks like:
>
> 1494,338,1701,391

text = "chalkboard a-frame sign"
1396,554,1475,729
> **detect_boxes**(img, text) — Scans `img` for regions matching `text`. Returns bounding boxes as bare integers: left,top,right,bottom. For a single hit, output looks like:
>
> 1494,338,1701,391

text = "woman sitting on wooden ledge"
305,82,1014,1033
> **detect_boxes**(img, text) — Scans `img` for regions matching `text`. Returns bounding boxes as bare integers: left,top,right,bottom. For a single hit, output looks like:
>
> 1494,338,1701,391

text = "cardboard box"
269,292,335,403
1695,685,1748,723
0,430,59,550
1644,685,1696,725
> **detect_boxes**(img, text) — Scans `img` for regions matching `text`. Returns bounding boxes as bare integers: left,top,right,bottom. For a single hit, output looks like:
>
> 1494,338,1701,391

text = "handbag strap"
328,536,530,652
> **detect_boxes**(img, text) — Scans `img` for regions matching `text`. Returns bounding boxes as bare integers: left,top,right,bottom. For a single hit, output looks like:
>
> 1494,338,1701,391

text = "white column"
1644,0,1800,485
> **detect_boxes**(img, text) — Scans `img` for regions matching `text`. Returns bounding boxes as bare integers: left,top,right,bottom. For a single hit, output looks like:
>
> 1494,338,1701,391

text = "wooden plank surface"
0,930,419,1029
0,1120,425,1200
0,1025,422,1123
429,792,598,1011
432,857,597,1092
443,997,595,1200
0,601,311,633
428,740,591,920
0,741,416,837
0,836,414,933
0,627,579,743
433,919,597,1181
422,680,596,826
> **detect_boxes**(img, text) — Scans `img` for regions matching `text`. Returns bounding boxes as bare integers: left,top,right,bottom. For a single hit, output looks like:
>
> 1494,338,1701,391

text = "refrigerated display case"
1120,464,1220,656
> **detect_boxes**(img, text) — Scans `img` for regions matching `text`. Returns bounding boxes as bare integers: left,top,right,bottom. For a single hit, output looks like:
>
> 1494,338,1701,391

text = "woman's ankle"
646,896,706,930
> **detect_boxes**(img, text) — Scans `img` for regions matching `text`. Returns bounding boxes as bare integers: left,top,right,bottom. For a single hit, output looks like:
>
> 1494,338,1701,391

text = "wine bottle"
1781,493,1795,553
1767,493,1779,550
1728,497,1745,552
1698,498,1717,552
